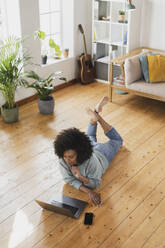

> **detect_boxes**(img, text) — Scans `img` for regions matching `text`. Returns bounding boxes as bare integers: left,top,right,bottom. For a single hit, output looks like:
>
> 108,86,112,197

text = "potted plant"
49,39,62,59
0,36,30,123
34,30,62,63
23,71,66,114
127,0,135,9
119,10,125,22
34,30,48,65
41,50,48,65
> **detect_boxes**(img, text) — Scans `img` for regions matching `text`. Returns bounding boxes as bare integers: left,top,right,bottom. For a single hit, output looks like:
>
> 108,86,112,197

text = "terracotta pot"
120,14,125,22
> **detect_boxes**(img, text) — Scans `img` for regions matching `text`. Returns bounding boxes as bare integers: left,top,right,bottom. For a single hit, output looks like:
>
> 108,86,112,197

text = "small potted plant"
0,36,31,123
119,10,125,22
34,30,48,65
34,30,62,62
41,50,48,65
127,0,135,9
49,39,62,59
23,71,66,114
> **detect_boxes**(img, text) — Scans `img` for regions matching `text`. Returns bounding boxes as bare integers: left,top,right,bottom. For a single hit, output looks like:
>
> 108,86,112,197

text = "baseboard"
16,79,78,107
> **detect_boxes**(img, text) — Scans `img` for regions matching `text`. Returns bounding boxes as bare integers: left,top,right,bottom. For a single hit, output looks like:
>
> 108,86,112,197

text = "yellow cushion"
147,55,165,83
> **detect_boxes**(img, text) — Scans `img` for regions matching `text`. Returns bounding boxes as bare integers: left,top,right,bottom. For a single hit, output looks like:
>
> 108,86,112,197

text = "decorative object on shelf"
0,36,31,123
118,10,125,22
123,31,127,45
63,48,69,58
23,71,66,114
100,16,110,21
127,0,136,10
94,31,97,41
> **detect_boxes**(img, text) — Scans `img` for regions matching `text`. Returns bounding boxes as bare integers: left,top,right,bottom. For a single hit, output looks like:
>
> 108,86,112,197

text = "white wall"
74,0,92,57
140,0,165,50
5,0,21,37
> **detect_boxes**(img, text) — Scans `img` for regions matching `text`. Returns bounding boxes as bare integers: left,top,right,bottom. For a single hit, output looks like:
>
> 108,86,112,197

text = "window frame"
39,0,63,57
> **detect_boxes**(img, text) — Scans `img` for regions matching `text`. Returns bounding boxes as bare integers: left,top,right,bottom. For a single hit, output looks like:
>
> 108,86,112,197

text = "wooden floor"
1,82,165,248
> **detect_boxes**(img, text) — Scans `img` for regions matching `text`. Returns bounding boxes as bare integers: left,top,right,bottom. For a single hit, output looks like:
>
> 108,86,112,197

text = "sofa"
109,47,165,102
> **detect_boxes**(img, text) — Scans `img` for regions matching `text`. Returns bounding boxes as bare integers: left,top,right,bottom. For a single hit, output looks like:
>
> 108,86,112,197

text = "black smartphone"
84,212,94,225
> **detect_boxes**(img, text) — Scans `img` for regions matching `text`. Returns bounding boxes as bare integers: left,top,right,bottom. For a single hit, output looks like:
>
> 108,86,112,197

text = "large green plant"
0,36,30,109
23,71,66,101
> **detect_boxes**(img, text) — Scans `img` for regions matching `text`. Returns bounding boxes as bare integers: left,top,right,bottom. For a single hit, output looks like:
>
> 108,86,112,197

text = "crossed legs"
86,96,123,163
86,96,112,134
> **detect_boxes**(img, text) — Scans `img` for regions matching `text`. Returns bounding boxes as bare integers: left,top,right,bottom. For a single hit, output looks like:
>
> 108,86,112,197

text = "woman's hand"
88,191,101,206
72,166,89,184
71,166,81,178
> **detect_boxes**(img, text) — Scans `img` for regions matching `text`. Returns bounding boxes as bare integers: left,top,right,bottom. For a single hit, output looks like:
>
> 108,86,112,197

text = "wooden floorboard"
1,82,165,248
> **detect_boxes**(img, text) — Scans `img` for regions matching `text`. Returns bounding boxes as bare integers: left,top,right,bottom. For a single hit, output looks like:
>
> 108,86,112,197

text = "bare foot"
86,107,98,123
95,96,109,113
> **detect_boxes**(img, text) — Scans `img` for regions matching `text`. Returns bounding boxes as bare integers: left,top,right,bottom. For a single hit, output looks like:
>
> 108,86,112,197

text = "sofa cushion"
126,80,165,98
147,55,165,83
124,55,143,85
139,54,149,82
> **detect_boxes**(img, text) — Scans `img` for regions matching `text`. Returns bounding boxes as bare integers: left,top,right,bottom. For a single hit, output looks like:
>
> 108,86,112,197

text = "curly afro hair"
54,128,93,164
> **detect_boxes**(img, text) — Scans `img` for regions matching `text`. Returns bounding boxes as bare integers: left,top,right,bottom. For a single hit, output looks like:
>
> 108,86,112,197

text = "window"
0,0,8,42
39,0,62,56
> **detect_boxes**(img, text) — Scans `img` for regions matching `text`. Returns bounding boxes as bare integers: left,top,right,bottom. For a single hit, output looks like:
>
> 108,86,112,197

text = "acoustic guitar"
78,24,95,84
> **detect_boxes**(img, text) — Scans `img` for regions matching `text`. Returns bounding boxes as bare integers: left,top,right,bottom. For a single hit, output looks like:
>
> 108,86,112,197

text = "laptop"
35,193,88,219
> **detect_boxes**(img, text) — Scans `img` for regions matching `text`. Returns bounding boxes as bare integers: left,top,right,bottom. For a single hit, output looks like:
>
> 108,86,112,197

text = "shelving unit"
92,0,141,82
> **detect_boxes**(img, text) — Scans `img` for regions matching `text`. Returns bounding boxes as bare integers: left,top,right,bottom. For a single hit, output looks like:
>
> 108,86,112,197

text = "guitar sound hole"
85,61,93,68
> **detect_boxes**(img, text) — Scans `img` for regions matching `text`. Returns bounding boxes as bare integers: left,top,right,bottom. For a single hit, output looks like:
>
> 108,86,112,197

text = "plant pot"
63,49,69,58
42,55,47,64
119,15,125,22
38,96,54,114
1,104,19,123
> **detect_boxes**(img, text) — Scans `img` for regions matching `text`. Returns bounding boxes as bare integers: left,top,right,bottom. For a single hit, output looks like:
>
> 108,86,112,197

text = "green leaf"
37,30,46,40
24,71,41,81
0,35,31,108
49,39,56,49
59,77,67,81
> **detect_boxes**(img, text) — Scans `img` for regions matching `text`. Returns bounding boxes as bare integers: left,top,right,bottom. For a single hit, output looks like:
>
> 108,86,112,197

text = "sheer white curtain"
0,0,8,42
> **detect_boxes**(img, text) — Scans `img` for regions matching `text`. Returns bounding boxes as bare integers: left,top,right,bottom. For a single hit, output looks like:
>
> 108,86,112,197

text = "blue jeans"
87,123,123,164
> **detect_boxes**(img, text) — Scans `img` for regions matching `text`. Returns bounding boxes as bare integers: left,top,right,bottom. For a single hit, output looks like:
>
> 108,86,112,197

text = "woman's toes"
95,96,109,113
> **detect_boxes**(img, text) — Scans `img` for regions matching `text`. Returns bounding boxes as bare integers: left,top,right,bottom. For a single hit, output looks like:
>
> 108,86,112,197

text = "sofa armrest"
111,48,143,65
110,47,145,83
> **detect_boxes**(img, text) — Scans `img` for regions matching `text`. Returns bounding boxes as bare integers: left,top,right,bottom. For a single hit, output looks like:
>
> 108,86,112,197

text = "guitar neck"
82,33,88,60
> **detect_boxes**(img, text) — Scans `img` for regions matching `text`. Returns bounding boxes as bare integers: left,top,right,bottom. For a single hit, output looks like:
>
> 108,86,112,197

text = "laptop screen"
51,200,78,215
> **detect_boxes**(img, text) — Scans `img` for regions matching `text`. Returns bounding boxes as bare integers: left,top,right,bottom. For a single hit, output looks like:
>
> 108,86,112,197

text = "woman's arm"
59,162,82,189
72,164,101,189
60,162,101,206
79,185,101,206
71,166,89,184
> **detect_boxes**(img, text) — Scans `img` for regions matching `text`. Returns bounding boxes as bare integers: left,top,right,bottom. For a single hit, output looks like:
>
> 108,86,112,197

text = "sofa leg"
109,86,112,102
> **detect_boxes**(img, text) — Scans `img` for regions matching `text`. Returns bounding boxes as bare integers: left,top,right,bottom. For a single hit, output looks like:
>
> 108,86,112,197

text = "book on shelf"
113,76,125,86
